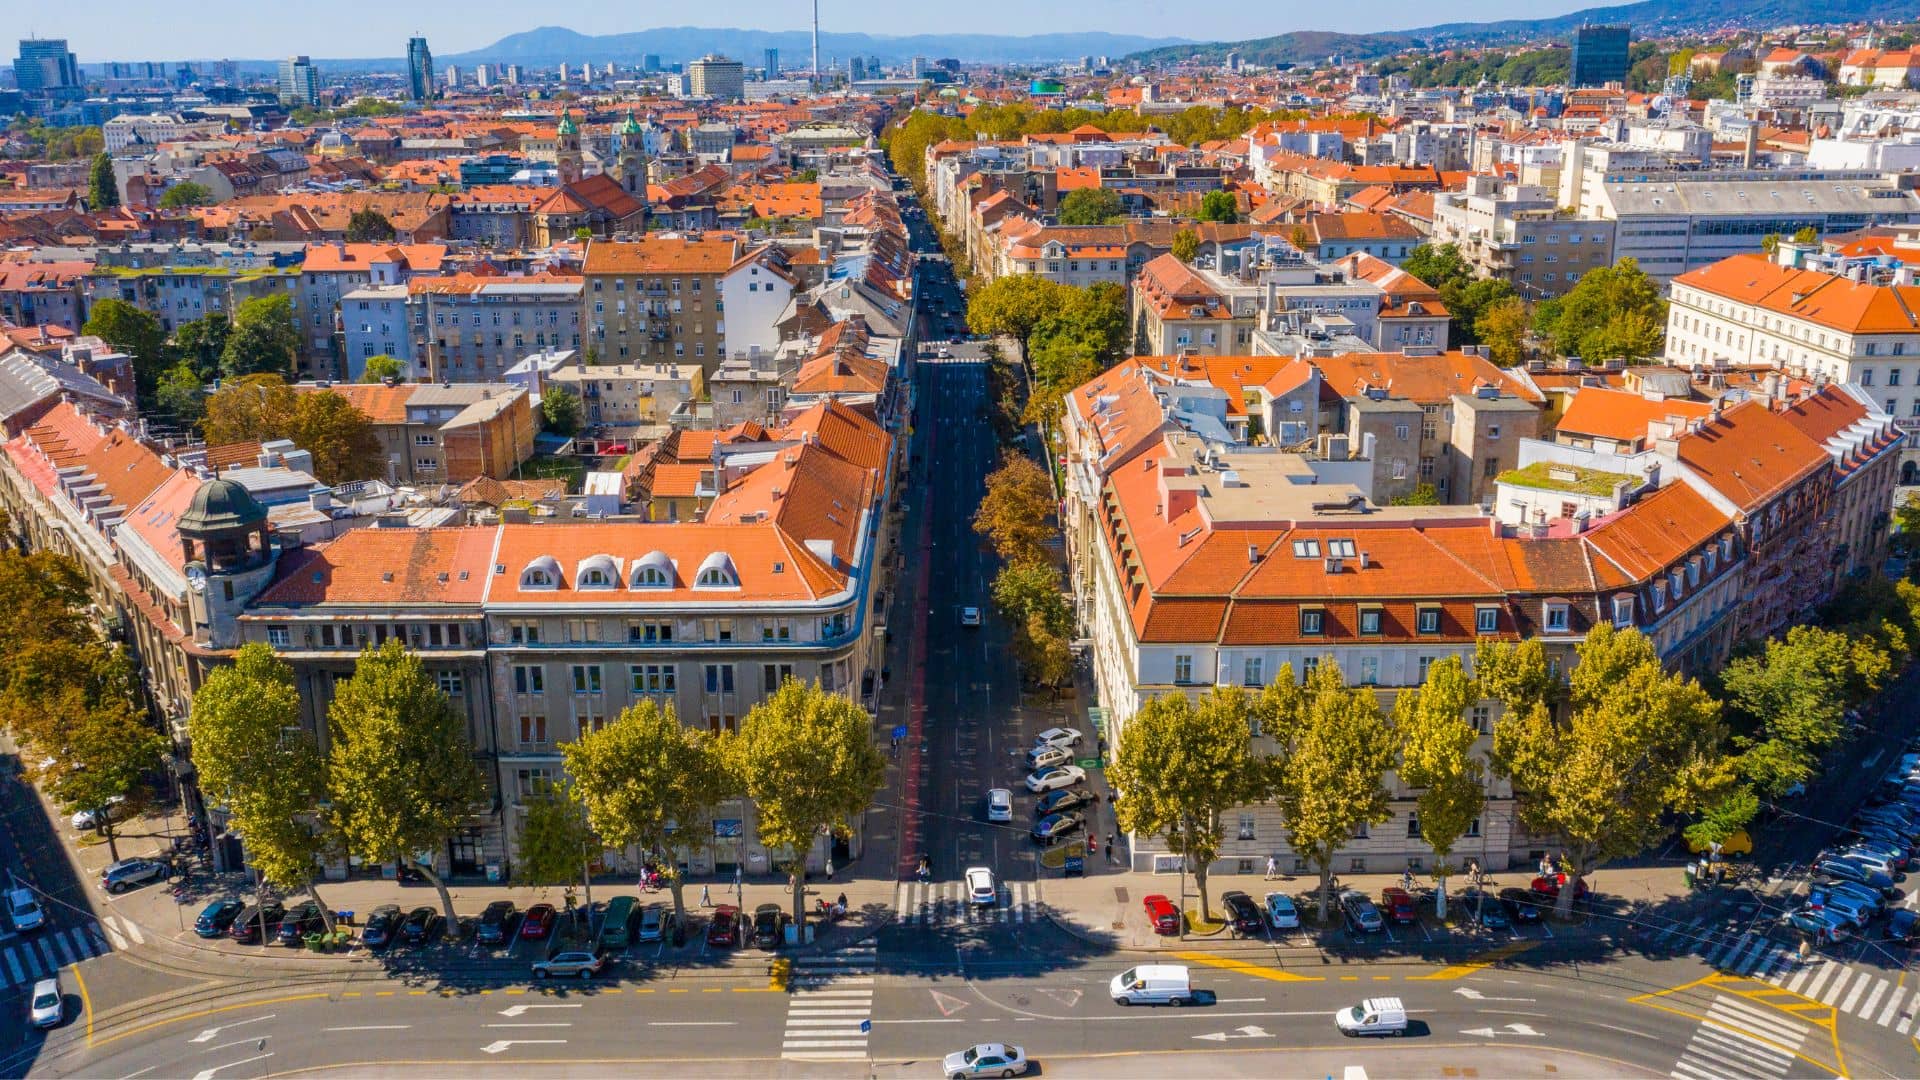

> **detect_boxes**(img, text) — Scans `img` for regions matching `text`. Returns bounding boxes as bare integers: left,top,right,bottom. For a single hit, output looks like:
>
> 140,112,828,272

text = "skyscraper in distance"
407,36,435,101
278,55,319,106
764,48,779,80
1570,25,1630,88
15,38,80,95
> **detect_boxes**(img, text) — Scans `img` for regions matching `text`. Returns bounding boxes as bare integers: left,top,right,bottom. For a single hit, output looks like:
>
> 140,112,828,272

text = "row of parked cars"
1786,752,1920,943
981,728,1094,850
1145,879,1565,938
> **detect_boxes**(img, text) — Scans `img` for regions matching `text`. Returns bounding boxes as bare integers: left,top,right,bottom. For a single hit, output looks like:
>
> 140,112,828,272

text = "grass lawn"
519,454,587,490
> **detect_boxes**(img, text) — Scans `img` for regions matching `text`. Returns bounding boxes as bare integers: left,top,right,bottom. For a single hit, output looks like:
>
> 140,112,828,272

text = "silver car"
30,976,61,1028
531,950,606,980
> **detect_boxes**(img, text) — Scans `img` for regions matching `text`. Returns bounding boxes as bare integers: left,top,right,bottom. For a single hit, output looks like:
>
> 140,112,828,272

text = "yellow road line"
1629,972,1844,1078
91,992,333,1049
69,961,93,1048
1169,951,1323,983
1408,940,1538,981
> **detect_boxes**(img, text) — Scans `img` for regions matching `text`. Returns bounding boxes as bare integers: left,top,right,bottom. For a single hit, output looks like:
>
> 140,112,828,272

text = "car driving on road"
29,976,61,1028
532,950,605,980
966,866,998,906
7,887,45,933
985,788,1013,823
1032,727,1083,751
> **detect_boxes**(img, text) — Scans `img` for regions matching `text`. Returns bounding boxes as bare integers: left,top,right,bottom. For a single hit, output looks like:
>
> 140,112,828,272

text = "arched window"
575,554,619,590
630,550,675,589
520,555,562,590
693,551,739,590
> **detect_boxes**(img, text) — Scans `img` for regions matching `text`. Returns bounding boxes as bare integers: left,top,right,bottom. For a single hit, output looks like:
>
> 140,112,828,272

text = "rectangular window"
1300,609,1324,635
1544,604,1569,631
1417,655,1435,681
513,665,544,694
762,663,794,690
267,626,291,647
1237,813,1256,841
1467,818,1482,838
517,715,547,746
1471,705,1492,733
1358,656,1378,685
1475,608,1498,634
1417,608,1441,634
1359,609,1382,635
509,620,541,644
1173,654,1194,684
706,713,737,735
629,664,676,694
436,671,464,695
1407,812,1422,839
570,665,602,694
704,664,736,694
515,767,553,799
1243,656,1263,687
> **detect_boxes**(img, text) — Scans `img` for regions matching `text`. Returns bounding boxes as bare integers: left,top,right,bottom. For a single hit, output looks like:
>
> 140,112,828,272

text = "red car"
520,903,557,940
1530,873,1590,901
1142,894,1181,935
1378,887,1418,925
707,905,739,948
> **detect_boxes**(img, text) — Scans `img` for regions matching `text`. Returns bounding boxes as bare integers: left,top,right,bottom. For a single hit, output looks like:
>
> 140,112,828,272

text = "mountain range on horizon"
435,25,1183,68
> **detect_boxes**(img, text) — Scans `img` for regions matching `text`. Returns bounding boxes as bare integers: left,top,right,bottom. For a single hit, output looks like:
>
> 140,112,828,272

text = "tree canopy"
1197,189,1238,223
345,209,396,243
88,152,119,211
973,452,1057,566
1057,187,1124,226
1170,229,1200,264
203,375,381,485
82,299,166,403
361,353,406,383
159,181,213,209
1269,661,1398,922
1533,258,1667,362
220,293,299,379
1392,656,1485,916
542,384,584,435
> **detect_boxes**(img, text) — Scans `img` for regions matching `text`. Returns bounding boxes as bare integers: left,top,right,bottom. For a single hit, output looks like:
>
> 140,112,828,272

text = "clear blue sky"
21,1,1596,61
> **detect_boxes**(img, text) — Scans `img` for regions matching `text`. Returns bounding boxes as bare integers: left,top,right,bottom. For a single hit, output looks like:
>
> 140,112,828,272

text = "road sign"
892,725,908,740
860,1018,872,1034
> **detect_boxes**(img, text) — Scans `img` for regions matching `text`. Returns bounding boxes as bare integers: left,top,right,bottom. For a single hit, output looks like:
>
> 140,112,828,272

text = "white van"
1335,996,1408,1037
1110,964,1194,1006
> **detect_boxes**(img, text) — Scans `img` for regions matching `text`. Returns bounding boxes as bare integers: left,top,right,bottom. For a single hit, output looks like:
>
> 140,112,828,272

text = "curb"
1042,905,1613,962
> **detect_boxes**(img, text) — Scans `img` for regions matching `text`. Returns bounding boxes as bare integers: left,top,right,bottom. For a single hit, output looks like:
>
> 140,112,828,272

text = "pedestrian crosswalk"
780,944,876,1062
1669,995,1808,1080
1675,921,1920,1035
892,880,1040,926
0,917,123,987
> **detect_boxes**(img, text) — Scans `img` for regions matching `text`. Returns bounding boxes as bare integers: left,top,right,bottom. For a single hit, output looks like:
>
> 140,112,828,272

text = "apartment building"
545,361,706,437
297,243,449,381
410,274,585,383
314,382,536,488
1431,177,1617,299
585,235,742,376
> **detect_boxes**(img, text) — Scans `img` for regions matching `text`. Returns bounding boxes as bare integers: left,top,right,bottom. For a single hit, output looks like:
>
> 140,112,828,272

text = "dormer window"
694,551,740,590
1612,595,1635,628
520,555,562,591
1543,602,1570,632
1416,606,1441,634
630,550,675,589
575,554,619,591
1475,607,1499,634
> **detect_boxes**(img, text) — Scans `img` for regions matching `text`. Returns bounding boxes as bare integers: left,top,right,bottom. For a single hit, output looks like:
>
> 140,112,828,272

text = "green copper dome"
619,109,644,136
178,477,268,535
556,109,578,136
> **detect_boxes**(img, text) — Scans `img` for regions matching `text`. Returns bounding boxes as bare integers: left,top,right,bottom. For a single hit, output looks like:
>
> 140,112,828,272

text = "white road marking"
189,1054,273,1080
323,1026,410,1032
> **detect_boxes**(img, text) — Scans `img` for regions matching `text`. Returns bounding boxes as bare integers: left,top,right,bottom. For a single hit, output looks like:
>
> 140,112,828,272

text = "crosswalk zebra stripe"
34,939,58,973
1876,985,1908,1027
1818,968,1857,1007
63,927,93,963
48,930,75,966
1,946,21,986
101,918,127,950
1840,973,1874,1014
1708,996,1808,1046
1857,977,1890,1020
119,917,145,946
1800,961,1840,1000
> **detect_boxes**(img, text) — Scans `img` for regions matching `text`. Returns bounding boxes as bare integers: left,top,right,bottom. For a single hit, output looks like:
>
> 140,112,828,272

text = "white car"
959,606,983,627
1025,765,1086,793
1264,892,1300,930
966,866,998,906
985,788,1013,823
29,976,61,1028
7,887,44,933
943,1042,1028,1079
1033,727,1084,751
70,796,127,831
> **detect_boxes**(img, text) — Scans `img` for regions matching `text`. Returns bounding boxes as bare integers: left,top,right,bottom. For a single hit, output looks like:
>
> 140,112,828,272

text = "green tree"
289,388,382,485
561,699,733,928
967,275,1067,360
973,452,1057,566
1392,656,1484,918
45,696,165,863
1445,277,1519,348
82,298,166,402
515,784,599,919
1792,226,1817,244
542,385,584,436
169,313,230,378
1720,626,1885,797
1197,189,1238,223
1488,624,1729,916
1057,187,1124,226
88,152,119,211
155,363,208,426
1476,297,1530,366
1761,233,1781,257
361,354,405,383
1389,483,1441,506
1107,687,1275,922
1402,243,1476,293
1170,229,1200,264
991,560,1072,640
220,294,299,379
345,208,396,243
203,373,299,445
1533,258,1667,362
1269,661,1398,923
188,644,335,930
158,181,213,209
326,641,487,940
730,680,885,927
1020,614,1075,690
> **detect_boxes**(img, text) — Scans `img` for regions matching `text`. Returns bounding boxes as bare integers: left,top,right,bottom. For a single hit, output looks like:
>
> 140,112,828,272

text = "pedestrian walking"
700,884,711,908
1105,841,1113,863
825,857,834,880
1265,855,1277,880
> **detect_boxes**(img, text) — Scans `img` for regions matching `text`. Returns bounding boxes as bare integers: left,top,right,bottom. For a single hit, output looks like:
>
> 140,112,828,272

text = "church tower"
555,109,582,186
615,110,648,197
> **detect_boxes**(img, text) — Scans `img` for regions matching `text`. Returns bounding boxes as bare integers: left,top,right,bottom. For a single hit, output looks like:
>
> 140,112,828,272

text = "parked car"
532,950,605,980
7,887,45,933
1032,727,1083,751
1816,856,1896,893
1265,892,1300,930
1024,744,1072,771
70,796,128,831
1529,873,1590,903
637,904,673,944
192,898,242,939
985,788,1013,823
1377,887,1417,925
752,903,787,948
1784,906,1852,943
1033,789,1092,818
1031,812,1084,846
1888,908,1919,943
100,858,167,894
1459,889,1510,930
1222,891,1266,938
29,976,61,1028
1142,894,1181,935
361,904,403,950
476,901,518,946
942,1042,1029,1079
274,900,326,946
1498,887,1545,924
1339,890,1384,934
1839,849,1901,878
1024,765,1086,793
520,903,557,940
707,905,739,948
399,906,441,946
966,866,998,906
229,901,286,943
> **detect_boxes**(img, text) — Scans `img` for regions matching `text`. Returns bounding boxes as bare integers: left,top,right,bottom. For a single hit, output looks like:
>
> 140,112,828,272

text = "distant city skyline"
16,0,1600,62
